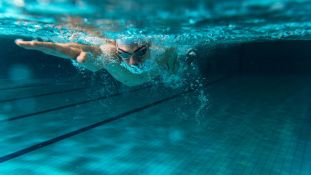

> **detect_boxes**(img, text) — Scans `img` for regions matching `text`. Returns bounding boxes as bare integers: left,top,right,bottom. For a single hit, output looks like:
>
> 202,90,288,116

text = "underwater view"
1,0,311,174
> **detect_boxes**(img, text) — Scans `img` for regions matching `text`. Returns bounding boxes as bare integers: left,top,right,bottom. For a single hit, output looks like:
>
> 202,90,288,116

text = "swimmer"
15,36,180,86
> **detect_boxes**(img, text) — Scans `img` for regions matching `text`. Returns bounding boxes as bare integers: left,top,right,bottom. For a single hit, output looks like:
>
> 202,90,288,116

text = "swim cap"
116,38,136,45
116,37,150,46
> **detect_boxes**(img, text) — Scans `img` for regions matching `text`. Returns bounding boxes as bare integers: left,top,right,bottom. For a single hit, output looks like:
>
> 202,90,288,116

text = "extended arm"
15,40,159,86
15,40,108,72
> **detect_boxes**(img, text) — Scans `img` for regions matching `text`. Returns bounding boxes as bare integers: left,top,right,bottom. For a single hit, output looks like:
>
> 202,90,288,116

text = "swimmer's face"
116,43,149,66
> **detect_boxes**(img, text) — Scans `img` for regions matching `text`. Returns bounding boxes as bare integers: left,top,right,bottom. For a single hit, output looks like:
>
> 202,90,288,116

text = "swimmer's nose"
129,57,139,65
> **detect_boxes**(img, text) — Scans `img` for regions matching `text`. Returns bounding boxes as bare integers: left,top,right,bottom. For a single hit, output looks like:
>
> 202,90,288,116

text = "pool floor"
0,75,310,174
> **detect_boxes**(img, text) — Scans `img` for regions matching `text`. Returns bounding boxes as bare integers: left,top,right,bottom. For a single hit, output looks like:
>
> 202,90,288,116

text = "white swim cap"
116,37,150,46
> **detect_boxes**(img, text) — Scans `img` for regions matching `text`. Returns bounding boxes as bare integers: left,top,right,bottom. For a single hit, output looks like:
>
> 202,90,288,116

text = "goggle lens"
135,47,147,57
118,51,131,60
117,46,147,62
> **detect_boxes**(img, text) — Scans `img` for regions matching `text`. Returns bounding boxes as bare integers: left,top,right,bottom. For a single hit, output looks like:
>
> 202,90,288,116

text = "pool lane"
0,76,229,162
1,75,310,174
0,81,122,121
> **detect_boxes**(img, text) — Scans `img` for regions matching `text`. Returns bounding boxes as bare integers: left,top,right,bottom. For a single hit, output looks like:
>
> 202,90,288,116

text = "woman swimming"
15,36,180,86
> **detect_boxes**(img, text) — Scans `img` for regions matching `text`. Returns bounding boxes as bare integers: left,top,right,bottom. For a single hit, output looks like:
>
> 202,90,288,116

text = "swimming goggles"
116,45,148,63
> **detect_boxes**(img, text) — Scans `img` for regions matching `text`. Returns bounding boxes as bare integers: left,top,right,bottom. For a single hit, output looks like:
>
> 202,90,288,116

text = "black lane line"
0,75,234,163
2,75,233,122
2,86,150,122
0,86,90,103
0,89,191,163
0,83,48,91
0,79,86,91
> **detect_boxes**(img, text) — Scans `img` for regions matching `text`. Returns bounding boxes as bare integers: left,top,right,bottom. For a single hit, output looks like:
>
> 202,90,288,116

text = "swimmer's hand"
15,39,102,63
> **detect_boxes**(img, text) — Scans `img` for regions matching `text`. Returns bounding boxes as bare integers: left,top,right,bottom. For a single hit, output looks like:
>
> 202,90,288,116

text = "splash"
195,90,209,124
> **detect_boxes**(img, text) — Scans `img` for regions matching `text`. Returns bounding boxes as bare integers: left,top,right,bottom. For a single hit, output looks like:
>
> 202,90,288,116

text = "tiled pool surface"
0,75,310,174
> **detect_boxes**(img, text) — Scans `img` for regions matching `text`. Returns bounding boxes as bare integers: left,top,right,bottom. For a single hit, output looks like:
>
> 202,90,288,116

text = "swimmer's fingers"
15,40,60,54
15,40,61,57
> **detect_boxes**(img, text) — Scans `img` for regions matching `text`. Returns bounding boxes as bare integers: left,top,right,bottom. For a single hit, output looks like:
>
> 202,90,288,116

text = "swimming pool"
1,0,311,174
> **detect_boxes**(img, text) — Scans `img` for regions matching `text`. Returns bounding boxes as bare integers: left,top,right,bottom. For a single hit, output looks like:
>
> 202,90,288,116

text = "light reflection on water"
0,0,310,44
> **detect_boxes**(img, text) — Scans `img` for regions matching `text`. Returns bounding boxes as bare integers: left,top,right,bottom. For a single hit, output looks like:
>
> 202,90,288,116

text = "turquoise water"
1,76,311,174
1,0,311,44
1,0,311,174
